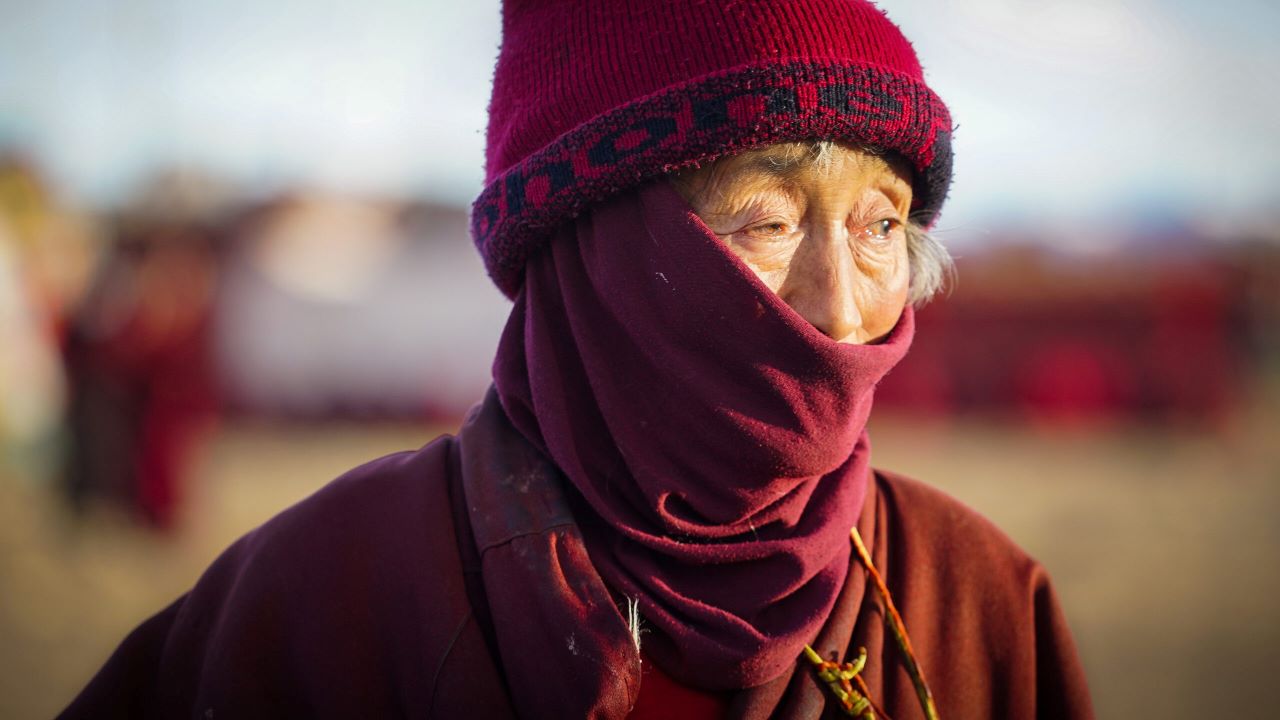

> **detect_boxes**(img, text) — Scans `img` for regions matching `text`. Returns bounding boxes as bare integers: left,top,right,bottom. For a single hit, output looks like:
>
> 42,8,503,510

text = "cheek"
855,242,911,340
723,240,795,293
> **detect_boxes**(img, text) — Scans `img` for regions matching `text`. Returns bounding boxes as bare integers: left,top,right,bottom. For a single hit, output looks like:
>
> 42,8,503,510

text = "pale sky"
2,0,1278,244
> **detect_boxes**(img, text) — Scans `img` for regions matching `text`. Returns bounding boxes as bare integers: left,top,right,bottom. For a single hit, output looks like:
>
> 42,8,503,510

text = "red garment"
632,649,732,720
61,400,1094,718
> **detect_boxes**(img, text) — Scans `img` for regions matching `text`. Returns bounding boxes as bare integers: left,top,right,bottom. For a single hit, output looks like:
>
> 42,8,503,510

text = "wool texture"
475,0,954,297
492,181,913,689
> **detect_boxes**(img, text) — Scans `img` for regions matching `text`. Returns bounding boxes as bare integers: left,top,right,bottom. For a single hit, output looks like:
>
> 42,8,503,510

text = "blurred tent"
215,194,509,419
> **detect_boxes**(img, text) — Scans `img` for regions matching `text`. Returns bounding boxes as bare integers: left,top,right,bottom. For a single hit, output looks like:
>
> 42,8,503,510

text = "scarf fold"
459,390,641,720
492,180,913,690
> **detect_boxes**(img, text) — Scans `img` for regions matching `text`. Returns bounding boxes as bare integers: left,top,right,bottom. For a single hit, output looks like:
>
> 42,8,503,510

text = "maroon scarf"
493,180,913,690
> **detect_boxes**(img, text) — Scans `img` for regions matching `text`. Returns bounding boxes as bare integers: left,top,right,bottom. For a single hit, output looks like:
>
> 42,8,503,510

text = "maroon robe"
60,392,1093,719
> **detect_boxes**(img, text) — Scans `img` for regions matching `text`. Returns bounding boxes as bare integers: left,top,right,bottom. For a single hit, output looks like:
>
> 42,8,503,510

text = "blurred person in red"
63,1,1093,717
61,177,222,530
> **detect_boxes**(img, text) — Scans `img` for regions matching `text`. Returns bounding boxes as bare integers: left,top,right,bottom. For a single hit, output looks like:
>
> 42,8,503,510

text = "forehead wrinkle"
700,184,801,224
848,189,897,221
676,142,911,216
698,159,796,210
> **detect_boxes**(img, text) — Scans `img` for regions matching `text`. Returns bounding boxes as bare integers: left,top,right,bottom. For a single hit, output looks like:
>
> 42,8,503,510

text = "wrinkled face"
673,142,913,344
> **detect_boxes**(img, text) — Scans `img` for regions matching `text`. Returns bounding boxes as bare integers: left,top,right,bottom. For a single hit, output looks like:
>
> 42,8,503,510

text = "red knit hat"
473,0,953,298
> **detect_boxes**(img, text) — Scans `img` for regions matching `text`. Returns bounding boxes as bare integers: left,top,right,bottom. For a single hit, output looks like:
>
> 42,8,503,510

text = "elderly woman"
63,1,1093,718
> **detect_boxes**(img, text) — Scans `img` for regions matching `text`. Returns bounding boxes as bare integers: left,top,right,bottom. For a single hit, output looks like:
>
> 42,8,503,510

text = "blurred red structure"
877,242,1274,426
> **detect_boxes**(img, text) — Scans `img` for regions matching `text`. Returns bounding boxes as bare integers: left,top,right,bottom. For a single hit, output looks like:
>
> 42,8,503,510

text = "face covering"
493,179,913,689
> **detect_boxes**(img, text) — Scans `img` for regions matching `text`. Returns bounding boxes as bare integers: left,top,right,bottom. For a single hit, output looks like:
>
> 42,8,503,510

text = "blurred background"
1,0,1278,717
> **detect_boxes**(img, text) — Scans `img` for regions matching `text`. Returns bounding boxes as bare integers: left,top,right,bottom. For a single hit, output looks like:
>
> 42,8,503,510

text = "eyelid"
725,191,803,226
850,192,901,221
858,216,902,244
742,218,795,238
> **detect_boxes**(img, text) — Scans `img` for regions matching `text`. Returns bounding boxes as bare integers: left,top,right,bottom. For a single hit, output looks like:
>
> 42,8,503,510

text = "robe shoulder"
60,434,513,720
872,469,1095,720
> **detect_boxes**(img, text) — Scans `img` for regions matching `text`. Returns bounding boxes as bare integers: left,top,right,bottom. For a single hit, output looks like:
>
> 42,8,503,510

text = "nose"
778,223,864,342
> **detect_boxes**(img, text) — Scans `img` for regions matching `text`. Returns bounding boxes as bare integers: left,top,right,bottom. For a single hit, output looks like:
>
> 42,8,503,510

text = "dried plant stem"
850,527,940,720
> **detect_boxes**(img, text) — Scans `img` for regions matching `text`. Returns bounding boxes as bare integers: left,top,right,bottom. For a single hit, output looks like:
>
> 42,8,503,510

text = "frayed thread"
625,597,643,653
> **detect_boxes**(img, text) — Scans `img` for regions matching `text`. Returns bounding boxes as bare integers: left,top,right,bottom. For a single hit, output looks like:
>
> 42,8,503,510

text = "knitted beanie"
473,0,953,298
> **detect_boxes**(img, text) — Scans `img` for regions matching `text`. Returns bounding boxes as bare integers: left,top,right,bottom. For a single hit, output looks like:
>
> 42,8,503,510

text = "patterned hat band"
472,61,953,299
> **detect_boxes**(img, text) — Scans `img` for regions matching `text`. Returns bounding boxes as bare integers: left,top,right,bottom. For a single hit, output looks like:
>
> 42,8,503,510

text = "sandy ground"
3,394,1278,719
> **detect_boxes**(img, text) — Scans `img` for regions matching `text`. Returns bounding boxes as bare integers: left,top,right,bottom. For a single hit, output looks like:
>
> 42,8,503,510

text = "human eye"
743,219,794,240
859,217,902,245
